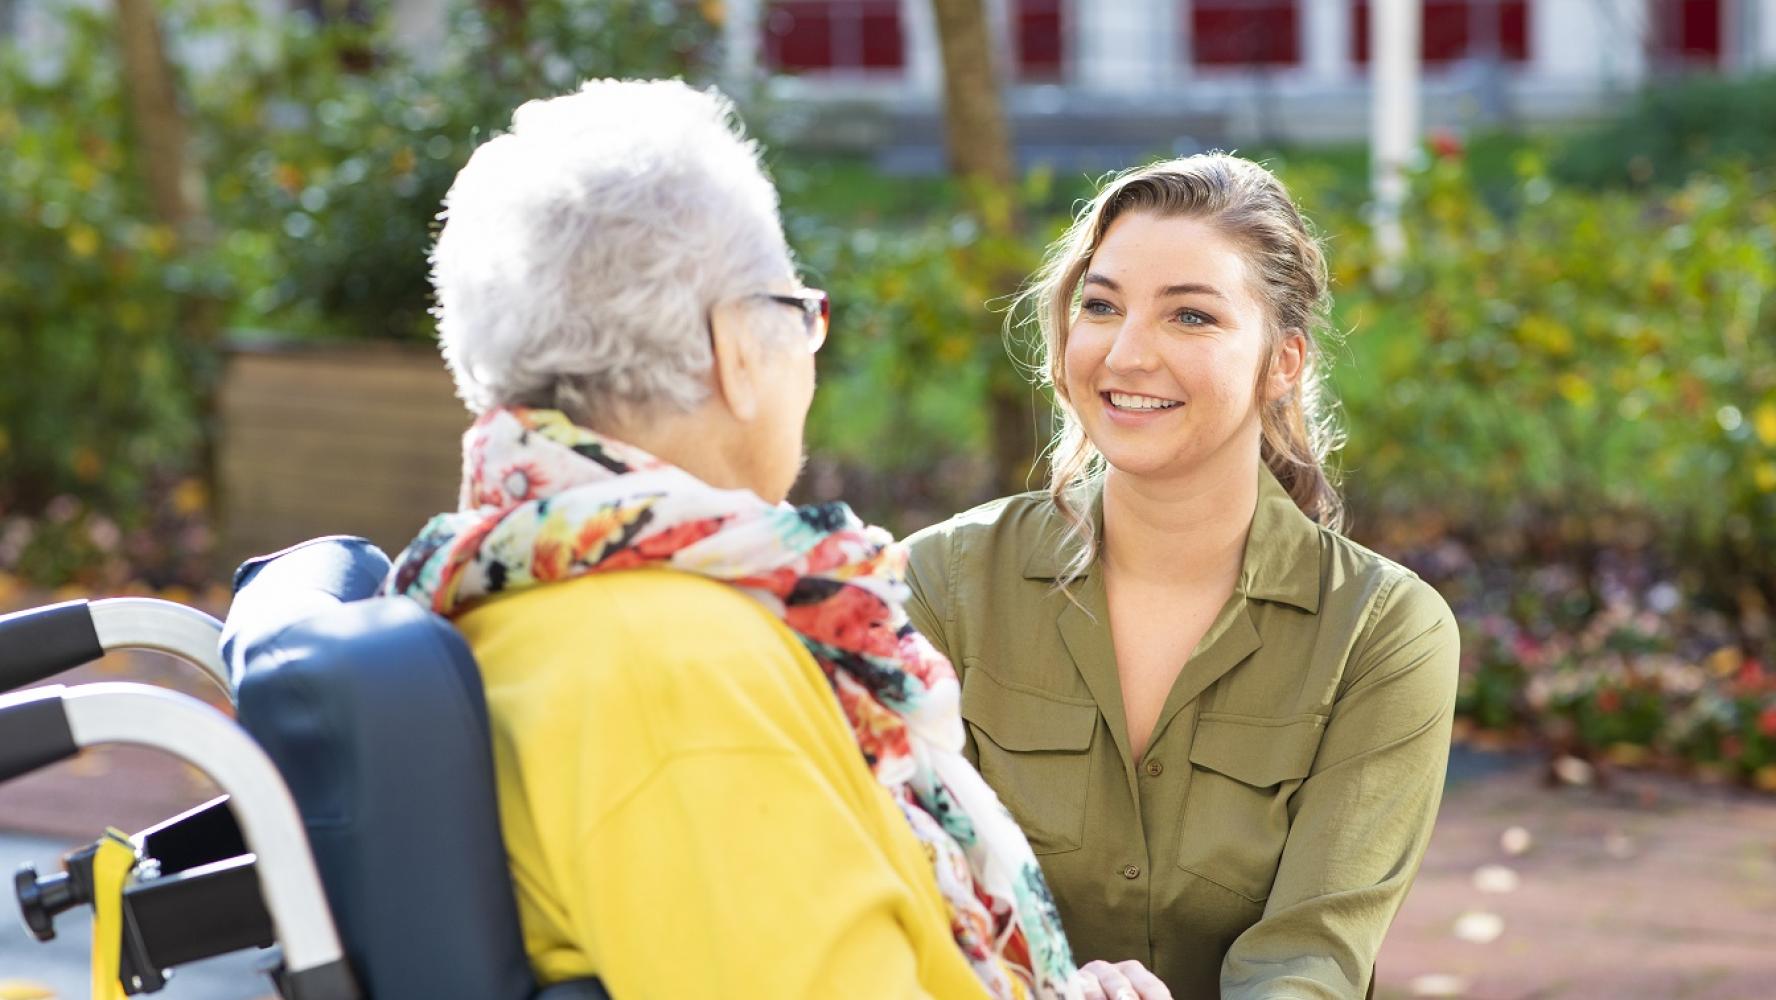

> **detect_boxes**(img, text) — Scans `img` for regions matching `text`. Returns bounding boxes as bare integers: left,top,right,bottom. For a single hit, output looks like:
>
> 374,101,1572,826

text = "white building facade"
718,0,1776,148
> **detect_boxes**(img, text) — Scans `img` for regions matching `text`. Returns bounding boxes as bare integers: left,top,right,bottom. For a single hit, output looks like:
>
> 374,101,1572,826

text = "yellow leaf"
1706,647,1742,677
143,225,178,257
0,981,58,999
67,224,100,258
1756,463,1776,494
1756,766,1776,793
1755,402,1776,446
171,478,208,516
71,446,101,483
1556,373,1595,407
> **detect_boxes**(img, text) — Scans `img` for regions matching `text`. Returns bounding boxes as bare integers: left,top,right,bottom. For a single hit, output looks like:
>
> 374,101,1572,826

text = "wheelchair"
0,536,610,999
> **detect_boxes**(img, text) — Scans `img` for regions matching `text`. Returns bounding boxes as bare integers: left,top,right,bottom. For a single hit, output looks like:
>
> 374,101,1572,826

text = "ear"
1264,329,1307,404
708,299,762,422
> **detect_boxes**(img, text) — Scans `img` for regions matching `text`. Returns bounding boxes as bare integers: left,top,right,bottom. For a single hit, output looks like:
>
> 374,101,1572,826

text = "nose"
1102,316,1158,376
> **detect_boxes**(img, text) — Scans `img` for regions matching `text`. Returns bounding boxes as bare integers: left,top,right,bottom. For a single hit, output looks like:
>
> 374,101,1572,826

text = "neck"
594,403,754,495
1101,441,1261,588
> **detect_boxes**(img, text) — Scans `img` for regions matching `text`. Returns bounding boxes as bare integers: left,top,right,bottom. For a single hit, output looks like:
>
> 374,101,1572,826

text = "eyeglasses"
758,289,830,354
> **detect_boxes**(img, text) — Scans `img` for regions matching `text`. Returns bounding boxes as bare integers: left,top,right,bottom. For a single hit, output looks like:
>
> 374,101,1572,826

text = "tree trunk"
928,0,1038,495
929,0,1015,207
112,0,222,494
112,0,205,237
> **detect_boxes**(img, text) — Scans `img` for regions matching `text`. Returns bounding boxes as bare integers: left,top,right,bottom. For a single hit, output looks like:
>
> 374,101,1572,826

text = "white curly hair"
431,78,795,422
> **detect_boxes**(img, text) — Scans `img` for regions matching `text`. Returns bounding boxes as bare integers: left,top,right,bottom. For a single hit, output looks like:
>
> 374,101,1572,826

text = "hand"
1073,959,1174,1000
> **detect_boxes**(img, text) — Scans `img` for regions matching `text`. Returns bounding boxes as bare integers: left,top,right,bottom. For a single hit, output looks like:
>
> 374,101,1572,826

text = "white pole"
1371,0,1421,288
721,0,763,100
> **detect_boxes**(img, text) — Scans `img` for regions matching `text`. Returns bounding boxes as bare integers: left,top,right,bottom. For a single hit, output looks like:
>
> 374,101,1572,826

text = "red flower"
1596,688,1621,714
1738,659,1768,692
1721,735,1744,762
1759,706,1776,739
1429,128,1465,161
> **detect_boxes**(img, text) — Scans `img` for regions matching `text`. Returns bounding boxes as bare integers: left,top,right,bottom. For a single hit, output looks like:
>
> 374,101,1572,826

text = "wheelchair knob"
15,863,78,942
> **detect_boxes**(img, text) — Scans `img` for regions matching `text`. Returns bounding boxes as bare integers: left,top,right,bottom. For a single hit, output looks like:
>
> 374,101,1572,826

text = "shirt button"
1145,759,1164,777
1123,864,1141,880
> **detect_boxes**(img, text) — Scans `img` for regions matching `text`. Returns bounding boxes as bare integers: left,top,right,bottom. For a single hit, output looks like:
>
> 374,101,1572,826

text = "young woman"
905,154,1459,1000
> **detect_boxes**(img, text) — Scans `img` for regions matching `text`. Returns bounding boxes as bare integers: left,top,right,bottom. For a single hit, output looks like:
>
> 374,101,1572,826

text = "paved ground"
1374,761,1776,1000
3,643,1775,997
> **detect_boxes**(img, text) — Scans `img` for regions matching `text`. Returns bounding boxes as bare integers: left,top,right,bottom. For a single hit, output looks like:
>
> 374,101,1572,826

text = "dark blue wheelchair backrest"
225,537,541,1000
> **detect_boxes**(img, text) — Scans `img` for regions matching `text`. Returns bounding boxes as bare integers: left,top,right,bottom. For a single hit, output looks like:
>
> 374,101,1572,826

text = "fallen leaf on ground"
1500,825,1533,855
1454,910,1505,944
0,981,57,999
1473,864,1520,893
1552,755,1596,786
1409,973,1469,997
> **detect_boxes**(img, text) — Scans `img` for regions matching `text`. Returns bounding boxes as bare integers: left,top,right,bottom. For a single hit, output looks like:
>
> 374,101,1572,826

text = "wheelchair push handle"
1,682,360,997
0,597,229,697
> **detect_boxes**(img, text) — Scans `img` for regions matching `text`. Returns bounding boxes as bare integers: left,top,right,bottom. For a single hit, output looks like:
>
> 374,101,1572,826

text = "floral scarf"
387,407,1078,999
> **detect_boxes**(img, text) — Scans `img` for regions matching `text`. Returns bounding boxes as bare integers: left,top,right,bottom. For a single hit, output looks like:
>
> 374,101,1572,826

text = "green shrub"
1332,155,1776,598
1552,72,1776,189
0,0,717,584
0,6,227,584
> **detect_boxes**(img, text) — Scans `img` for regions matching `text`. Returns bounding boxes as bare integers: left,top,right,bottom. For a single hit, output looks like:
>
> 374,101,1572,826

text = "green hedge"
1331,155,1776,593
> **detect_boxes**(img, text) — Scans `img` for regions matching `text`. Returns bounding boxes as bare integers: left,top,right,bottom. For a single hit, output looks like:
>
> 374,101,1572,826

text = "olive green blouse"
903,469,1459,999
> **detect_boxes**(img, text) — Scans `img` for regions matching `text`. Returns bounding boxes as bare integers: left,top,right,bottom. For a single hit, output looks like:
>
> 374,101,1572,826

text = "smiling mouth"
1103,390,1183,412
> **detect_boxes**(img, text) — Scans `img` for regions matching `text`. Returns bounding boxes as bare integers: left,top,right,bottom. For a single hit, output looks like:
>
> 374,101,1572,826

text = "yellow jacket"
455,568,990,999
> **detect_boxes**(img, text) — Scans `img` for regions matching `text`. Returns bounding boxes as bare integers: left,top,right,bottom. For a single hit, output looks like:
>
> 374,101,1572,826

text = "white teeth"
1108,391,1181,411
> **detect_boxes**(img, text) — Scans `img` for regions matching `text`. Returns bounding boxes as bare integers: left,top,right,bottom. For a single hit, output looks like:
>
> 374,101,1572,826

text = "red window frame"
1013,0,1066,80
1647,0,1722,66
1191,0,1302,67
763,1,906,73
1352,0,1531,65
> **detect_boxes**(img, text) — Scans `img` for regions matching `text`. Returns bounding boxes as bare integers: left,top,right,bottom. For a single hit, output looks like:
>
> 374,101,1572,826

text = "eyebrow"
1083,272,1228,302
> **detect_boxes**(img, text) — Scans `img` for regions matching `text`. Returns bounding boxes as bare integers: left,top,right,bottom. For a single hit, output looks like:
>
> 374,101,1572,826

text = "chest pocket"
1176,712,1326,902
961,667,1098,855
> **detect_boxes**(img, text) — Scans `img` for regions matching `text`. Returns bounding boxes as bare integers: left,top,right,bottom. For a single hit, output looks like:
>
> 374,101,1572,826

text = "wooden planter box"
217,341,469,574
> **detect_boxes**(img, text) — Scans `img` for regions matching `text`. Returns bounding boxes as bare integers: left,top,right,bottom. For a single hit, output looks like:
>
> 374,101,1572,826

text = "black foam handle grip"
0,688,78,784
0,600,103,692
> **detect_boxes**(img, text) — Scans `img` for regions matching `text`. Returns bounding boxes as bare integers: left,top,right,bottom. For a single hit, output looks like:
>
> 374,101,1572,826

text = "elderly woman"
382,80,1081,999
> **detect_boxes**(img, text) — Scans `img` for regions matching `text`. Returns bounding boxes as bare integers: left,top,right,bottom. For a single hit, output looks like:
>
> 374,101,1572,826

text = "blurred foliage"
0,5,228,585
1438,552,1776,789
786,172,1059,533
0,0,713,585
1551,72,1776,190
1333,155,1776,596
196,0,716,341
1335,152,1776,789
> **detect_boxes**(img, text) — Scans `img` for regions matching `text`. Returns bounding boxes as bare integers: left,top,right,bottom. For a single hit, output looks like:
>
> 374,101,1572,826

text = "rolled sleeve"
1221,575,1460,999
902,525,956,663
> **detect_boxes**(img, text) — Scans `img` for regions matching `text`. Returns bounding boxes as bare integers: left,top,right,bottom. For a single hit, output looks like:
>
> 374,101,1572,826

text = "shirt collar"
1022,467,1323,614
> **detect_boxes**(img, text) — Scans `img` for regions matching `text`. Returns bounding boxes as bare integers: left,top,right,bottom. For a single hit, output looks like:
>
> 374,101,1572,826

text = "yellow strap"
88,828,136,1000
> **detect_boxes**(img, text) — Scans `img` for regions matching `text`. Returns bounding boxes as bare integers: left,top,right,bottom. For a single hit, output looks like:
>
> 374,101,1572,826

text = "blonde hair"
1019,153,1345,585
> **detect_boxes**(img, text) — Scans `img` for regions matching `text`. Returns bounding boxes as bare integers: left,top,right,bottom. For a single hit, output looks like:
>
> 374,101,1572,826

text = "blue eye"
1175,309,1213,326
1082,298,1117,317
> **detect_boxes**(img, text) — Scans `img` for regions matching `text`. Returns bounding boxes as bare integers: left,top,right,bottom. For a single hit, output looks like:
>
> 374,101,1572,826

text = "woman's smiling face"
1062,211,1276,481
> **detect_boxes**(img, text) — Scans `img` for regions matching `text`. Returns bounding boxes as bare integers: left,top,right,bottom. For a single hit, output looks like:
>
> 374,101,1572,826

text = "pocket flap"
1188,713,1326,787
961,669,1098,752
